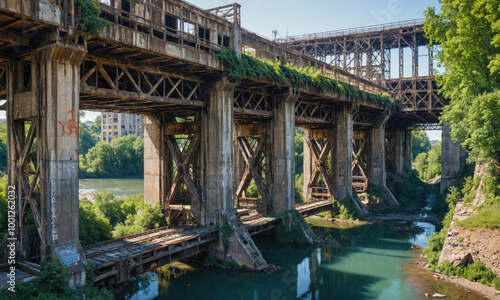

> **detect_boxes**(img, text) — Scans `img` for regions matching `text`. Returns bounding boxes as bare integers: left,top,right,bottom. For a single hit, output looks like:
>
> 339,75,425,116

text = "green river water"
79,179,485,300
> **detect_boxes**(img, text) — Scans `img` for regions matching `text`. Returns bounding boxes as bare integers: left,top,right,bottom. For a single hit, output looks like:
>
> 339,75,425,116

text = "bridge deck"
83,200,331,283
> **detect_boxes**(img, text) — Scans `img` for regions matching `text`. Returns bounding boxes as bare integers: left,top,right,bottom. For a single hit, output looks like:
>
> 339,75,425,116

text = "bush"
275,211,308,244
331,195,363,221
0,260,115,299
440,260,497,285
493,277,500,290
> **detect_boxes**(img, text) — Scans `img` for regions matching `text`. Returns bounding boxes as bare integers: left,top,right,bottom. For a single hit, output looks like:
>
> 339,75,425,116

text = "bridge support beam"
8,40,88,286
144,115,169,205
441,122,462,192
203,78,268,270
333,104,353,200
271,91,299,213
370,115,400,206
272,91,316,243
368,116,389,186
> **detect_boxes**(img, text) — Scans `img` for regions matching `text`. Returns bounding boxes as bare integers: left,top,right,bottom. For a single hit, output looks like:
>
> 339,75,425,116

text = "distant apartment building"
101,112,144,143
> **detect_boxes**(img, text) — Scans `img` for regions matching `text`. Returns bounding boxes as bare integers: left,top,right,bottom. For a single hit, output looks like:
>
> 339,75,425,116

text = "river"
79,177,144,196
81,178,484,300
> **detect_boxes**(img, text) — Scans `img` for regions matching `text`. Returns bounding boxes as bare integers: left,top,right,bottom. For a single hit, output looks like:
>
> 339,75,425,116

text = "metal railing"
98,1,232,54
206,4,241,26
278,19,424,42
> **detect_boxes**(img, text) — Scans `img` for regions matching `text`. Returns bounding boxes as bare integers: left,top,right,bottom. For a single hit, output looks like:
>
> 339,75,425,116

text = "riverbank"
407,247,500,299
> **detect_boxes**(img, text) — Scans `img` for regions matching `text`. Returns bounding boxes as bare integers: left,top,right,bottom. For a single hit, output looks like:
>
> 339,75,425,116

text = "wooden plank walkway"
2,200,331,285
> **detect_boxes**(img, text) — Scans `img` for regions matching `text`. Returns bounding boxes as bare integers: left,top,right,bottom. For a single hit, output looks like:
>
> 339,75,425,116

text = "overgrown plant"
213,49,394,108
332,195,362,221
275,210,308,244
76,0,110,36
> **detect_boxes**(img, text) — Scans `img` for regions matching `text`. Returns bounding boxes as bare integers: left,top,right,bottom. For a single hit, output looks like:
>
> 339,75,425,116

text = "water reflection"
116,221,437,300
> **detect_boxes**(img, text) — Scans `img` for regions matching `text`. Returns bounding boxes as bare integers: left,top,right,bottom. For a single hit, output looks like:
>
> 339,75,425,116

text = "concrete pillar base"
209,212,268,270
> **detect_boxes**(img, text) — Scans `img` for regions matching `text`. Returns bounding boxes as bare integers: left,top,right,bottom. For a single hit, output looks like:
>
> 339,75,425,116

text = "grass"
458,204,500,230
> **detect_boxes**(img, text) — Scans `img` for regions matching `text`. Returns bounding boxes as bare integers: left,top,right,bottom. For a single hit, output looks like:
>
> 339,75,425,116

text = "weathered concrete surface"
271,91,299,213
32,40,87,286
332,104,353,200
144,115,168,205
202,78,236,226
393,130,405,175
441,122,462,192
369,115,389,187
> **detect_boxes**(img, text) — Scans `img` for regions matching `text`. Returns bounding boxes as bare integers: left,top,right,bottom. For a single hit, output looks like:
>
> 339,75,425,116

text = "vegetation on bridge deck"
213,49,394,108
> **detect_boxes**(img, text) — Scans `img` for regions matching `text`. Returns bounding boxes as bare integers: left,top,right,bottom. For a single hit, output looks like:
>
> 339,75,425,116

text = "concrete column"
369,116,389,186
33,41,87,286
394,129,405,176
144,114,169,205
332,105,353,200
271,91,299,213
441,122,461,192
202,78,236,226
302,129,312,201
403,128,412,171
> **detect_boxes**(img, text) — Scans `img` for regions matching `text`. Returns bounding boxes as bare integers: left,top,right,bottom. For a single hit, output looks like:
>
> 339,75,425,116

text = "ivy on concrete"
213,49,394,108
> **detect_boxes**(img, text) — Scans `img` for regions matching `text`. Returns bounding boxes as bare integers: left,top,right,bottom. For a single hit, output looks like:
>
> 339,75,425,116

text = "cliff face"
438,165,500,276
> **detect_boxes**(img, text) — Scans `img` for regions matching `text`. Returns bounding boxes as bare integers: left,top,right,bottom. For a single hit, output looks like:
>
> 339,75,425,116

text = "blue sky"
2,0,443,139
199,0,440,39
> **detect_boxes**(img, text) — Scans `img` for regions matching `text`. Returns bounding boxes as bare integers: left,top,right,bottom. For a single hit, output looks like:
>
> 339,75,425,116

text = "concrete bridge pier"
7,38,87,286
272,90,316,243
441,122,463,192
369,115,400,206
332,104,353,201
202,78,268,270
143,114,170,206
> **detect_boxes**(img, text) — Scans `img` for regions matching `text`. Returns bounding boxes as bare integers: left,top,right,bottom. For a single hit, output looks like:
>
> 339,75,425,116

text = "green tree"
79,199,112,246
79,122,99,156
411,128,431,160
89,115,101,136
113,203,165,238
81,141,121,177
93,190,126,227
295,128,304,176
425,0,500,173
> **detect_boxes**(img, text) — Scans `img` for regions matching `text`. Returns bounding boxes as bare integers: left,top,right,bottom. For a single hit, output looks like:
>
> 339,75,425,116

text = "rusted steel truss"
233,89,272,119
80,59,206,113
304,129,334,200
164,122,202,226
281,21,445,122
11,118,43,258
295,99,333,125
386,77,445,117
352,130,369,193
234,130,270,214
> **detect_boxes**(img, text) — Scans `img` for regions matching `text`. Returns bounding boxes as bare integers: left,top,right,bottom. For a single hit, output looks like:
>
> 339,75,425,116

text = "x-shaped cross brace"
304,131,335,198
165,133,202,218
235,136,270,210
351,137,367,177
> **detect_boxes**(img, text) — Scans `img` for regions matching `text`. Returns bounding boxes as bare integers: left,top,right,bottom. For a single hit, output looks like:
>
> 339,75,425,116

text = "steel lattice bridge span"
0,0,463,287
